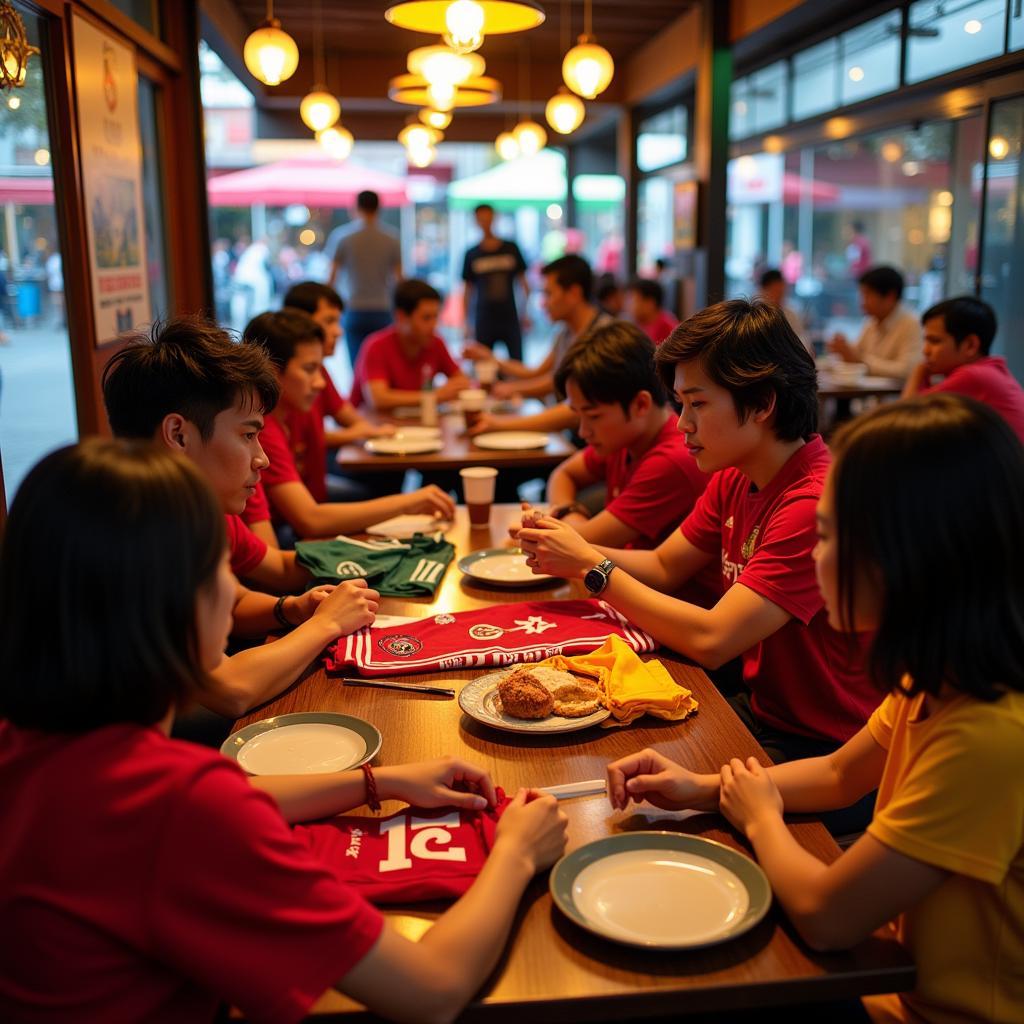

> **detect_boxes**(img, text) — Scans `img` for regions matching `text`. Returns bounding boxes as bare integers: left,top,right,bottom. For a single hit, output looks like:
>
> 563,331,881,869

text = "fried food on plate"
551,681,603,717
497,667,553,719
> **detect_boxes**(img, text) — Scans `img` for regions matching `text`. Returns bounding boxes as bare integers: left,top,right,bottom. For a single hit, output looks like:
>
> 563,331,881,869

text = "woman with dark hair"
604,393,1024,1023
0,440,567,1024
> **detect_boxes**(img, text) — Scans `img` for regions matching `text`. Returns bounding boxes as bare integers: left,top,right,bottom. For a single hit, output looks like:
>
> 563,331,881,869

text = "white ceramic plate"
221,712,382,776
366,513,452,539
365,436,444,456
551,833,772,949
392,426,442,439
458,548,555,586
458,671,610,734
472,431,550,451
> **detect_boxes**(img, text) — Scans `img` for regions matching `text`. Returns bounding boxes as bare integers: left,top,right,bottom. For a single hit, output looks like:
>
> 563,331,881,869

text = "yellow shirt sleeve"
866,692,897,749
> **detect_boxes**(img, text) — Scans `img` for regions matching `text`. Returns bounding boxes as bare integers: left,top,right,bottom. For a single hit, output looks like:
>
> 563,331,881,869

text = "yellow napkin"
535,635,698,727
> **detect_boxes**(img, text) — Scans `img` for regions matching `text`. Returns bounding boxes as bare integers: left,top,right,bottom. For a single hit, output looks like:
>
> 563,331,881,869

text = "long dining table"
232,505,914,1021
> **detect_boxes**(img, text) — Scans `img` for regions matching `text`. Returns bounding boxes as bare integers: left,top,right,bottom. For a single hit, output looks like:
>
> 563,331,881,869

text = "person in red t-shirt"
350,278,469,411
627,278,678,346
102,317,379,731
902,295,1024,443
0,441,568,1024
243,308,455,538
520,300,879,833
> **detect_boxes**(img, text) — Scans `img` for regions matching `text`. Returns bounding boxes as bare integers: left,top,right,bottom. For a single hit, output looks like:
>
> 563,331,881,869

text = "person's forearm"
292,492,418,538
248,519,279,549
251,769,367,823
863,349,914,378
510,374,556,399
369,385,426,411
490,404,577,434
325,425,370,447
592,545,676,590
765,755,860,812
231,591,304,637
546,465,579,504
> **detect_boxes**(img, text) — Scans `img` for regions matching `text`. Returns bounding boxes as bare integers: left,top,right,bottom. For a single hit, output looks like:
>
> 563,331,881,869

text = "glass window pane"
137,76,170,318
1012,3,1024,50
906,0,1006,84
730,77,753,140
840,11,901,105
0,3,78,499
793,39,838,122
106,0,159,37
751,61,788,133
637,105,688,173
637,177,673,274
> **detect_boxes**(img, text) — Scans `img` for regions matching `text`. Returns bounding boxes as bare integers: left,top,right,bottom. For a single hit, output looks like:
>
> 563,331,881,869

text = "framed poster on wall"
673,180,699,251
73,14,150,345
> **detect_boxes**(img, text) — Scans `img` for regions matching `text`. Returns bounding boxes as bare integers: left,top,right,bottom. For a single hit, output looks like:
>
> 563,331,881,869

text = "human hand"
718,757,784,838
309,579,379,636
379,755,498,811
606,748,708,811
491,380,518,400
494,788,569,873
517,516,602,579
349,420,391,441
436,378,466,403
286,586,336,624
405,484,456,520
462,341,491,362
507,501,544,544
467,411,504,436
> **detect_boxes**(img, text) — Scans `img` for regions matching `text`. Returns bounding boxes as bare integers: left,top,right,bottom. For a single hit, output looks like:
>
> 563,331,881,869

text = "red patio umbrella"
0,177,55,204
206,157,409,208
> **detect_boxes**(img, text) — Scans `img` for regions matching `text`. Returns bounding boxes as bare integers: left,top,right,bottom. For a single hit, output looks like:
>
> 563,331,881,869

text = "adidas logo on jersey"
335,560,368,578
409,559,445,584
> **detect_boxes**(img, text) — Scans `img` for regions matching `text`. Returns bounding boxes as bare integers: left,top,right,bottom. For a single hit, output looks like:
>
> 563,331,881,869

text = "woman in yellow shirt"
606,392,1024,1023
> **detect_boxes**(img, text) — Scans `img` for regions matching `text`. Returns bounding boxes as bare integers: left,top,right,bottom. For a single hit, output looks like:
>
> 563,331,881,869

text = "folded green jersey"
295,533,455,597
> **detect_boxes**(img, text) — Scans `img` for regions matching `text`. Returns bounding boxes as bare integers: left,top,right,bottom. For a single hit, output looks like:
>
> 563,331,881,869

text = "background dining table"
232,505,914,1021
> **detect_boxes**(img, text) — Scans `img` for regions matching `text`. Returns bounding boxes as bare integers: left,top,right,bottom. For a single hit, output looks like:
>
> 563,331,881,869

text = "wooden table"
816,374,903,401
235,506,913,1020
335,411,576,475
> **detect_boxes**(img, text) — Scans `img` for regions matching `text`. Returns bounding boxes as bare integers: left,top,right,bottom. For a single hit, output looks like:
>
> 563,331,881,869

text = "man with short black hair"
627,278,678,345
828,264,920,379
325,190,403,369
757,268,807,350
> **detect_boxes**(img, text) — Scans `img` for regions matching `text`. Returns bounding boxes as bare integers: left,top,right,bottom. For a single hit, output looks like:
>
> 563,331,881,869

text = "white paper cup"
476,360,498,386
460,466,497,527
459,388,487,430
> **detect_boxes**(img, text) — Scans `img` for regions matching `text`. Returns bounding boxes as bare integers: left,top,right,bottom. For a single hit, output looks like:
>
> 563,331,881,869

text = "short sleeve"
152,763,384,1024
680,473,724,556
461,249,475,283
435,338,461,379
259,419,303,489
581,445,607,479
867,693,899,750
326,229,346,265
226,515,268,577
361,337,393,385
320,369,346,419
512,243,527,274
606,451,699,542
735,494,823,623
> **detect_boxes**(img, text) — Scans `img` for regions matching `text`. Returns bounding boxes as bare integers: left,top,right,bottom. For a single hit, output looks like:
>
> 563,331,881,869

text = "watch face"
584,567,605,593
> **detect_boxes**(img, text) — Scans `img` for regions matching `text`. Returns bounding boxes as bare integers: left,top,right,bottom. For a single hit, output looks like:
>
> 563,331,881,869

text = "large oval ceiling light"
389,72,501,107
545,86,584,134
385,1,545,55
243,1,298,86
408,43,485,86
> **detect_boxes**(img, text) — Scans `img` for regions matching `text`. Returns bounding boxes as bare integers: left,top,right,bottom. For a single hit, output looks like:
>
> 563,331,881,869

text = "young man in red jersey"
627,278,678,346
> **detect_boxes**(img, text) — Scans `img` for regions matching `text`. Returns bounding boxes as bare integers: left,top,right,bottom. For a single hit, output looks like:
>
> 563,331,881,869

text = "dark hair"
242,309,323,371
629,277,664,307
394,278,442,316
595,273,621,302
542,254,593,300
103,316,280,441
0,440,225,731
858,265,904,300
851,220,865,233
474,203,494,215
555,320,667,413
655,299,817,442
284,280,344,315
759,268,784,288
356,190,380,213
921,296,997,355
831,394,1024,702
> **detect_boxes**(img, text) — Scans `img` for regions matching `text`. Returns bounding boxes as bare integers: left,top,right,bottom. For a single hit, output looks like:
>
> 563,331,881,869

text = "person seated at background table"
827,265,921,380
627,277,678,346
465,254,612,437
349,278,469,412
605,394,1024,1024
242,308,454,540
756,268,808,351
902,295,1024,442
102,317,376,732
595,273,625,318
518,299,880,834
0,439,569,1024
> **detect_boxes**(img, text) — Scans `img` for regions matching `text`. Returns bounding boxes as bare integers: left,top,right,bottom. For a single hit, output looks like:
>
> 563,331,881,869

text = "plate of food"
458,548,555,587
472,431,550,451
365,436,444,456
458,665,610,733
221,712,382,775
550,832,772,949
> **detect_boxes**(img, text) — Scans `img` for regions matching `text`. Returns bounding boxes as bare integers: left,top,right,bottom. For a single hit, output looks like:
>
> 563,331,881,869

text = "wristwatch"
583,558,616,596
551,502,591,521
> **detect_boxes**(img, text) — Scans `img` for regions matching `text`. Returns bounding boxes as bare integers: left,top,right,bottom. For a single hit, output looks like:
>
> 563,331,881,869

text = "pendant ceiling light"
399,121,444,149
408,43,485,86
409,144,437,168
385,1,546,55
545,87,584,134
300,0,340,131
317,125,354,161
243,0,299,86
419,107,453,130
389,72,501,108
562,0,613,99
495,130,520,161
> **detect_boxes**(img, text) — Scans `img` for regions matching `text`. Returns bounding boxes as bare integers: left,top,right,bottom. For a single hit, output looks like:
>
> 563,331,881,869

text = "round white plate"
221,712,382,776
458,671,610,734
365,436,444,456
551,833,772,949
458,548,555,586
472,431,550,451
366,513,452,539
392,426,442,439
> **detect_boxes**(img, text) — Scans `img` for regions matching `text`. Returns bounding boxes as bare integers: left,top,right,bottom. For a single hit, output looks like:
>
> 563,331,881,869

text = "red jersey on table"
326,599,655,676
922,356,1024,443
680,436,877,744
225,513,267,577
0,722,383,1024
350,326,461,407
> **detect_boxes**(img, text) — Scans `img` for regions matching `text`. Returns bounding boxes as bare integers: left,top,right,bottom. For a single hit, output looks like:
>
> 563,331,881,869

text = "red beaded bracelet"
361,762,381,812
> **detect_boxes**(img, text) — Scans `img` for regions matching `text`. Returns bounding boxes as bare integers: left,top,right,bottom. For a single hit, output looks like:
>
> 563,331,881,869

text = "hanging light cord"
266,0,274,23
584,0,592,38
314,0,325,85
561,0,570,52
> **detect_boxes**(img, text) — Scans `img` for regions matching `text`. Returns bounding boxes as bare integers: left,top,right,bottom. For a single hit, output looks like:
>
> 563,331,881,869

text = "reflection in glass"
637,105,687,173
840,11,901,106
637,177,673,274
906,0,1006,83
792,39,838,122
137,76,170,318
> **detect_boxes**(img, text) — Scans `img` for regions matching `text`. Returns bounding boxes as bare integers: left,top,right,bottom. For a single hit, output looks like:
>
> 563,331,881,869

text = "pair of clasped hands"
507,503,602,581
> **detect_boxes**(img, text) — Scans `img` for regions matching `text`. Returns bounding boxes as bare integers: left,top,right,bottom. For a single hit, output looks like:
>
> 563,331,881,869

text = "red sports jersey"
325,599,655,676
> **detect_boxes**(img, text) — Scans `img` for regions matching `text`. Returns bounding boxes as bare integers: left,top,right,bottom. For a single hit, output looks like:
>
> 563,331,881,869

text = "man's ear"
752,390,778,425
960,333,982,360
631,390,654,418
159,413,189,452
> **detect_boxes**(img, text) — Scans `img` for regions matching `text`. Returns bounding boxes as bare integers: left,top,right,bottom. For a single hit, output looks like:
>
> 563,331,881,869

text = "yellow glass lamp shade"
317,125,354,160
243,19,299,86
420,108,453,130
408,144,437,168
389,73,501,108
495,130,520,161
545,88,585,134
386,1,545,53
562,36,614,100
399,123,443,149
513,118,547,156
407,44,485,87
299,90,340,132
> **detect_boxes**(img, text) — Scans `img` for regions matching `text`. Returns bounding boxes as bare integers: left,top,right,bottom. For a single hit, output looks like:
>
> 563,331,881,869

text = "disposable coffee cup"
460,466,497,527
459,388,487,431
476,360,498,388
